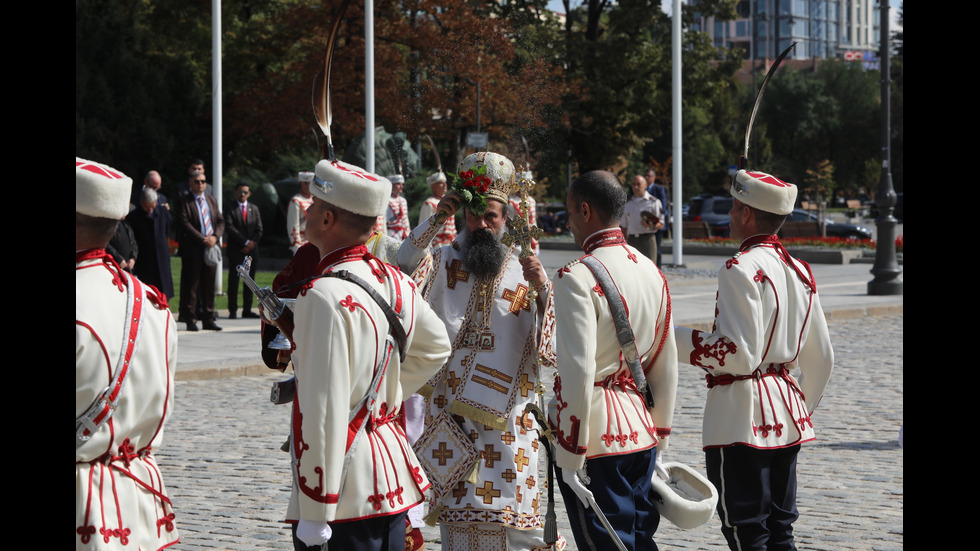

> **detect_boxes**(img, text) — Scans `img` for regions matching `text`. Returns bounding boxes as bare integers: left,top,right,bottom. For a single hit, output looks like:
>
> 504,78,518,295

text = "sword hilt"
236,256,285,320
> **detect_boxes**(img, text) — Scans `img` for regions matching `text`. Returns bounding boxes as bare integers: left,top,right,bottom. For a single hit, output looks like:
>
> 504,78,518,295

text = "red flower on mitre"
476,175,491,193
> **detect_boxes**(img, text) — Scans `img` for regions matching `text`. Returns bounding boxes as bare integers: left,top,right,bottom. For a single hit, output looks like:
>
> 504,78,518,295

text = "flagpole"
365,0,375,173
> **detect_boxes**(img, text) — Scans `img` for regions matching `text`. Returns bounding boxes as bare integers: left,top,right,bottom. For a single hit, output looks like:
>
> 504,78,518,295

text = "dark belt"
706,364,789,389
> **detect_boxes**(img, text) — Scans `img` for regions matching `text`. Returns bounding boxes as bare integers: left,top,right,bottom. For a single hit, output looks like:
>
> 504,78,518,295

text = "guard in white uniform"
284,158,451,551
287,171,315,254
398,152,563,551
76,158,179,550
416,171,457,248
674,170,834,551
386,174,411,240
547,170,677,551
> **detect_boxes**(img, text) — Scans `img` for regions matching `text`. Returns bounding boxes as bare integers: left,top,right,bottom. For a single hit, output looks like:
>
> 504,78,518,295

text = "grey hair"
139,187,158,206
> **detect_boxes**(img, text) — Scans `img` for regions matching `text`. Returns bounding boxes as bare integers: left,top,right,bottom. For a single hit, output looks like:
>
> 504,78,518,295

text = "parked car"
684,194,733,225
685,195,734,237
785,209,873,240
536,202,568,235
712,208,873,241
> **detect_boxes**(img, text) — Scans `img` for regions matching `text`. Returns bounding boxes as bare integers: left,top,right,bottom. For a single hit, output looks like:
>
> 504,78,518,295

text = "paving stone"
157,314,902,549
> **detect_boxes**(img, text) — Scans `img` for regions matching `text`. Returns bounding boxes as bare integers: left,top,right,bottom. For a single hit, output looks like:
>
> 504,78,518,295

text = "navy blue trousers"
290,511,407,551
557,448,660,551
706,444,800,551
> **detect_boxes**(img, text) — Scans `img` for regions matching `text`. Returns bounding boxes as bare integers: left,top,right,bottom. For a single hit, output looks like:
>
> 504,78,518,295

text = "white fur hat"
312,159,391,217
730,169,797,215
650,461,719,530
388,174,405,184
426,171,447,186
76,157,133,220
298,171,315,183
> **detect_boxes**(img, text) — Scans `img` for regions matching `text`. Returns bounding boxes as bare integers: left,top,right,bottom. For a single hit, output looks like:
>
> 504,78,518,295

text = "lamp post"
867,0,902,295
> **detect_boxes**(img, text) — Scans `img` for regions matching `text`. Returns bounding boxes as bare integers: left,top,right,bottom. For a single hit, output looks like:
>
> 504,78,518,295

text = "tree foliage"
76,0,562,186
76,0,898,206
752,60,886,200
76,0,212,189
537,0,742,199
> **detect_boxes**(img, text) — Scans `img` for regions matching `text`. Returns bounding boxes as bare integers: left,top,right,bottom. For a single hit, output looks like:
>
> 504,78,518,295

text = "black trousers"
706,444,801,551
227,255,256,314
179,249,216,323
291,511,407,551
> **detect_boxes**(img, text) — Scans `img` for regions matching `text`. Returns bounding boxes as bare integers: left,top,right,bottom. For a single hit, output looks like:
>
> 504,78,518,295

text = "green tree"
76,0,212,189
534,0,741,200
754,60,882,200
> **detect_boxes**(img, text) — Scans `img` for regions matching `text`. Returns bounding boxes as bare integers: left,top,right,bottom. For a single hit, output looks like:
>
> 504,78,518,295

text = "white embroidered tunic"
545,229,678,471
674,235,834,449
76,250,179,550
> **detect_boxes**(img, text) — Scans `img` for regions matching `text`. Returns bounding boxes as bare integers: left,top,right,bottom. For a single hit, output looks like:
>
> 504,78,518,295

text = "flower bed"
687,235,903,253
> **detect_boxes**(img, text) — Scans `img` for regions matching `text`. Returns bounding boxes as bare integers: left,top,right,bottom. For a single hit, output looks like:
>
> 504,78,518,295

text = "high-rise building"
695,0,880,61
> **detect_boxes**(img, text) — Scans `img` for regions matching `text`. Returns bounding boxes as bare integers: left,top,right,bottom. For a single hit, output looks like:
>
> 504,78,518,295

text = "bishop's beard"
462,227,508,279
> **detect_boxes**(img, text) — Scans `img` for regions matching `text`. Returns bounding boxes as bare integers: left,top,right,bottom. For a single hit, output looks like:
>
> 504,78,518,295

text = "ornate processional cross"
502,165,545,299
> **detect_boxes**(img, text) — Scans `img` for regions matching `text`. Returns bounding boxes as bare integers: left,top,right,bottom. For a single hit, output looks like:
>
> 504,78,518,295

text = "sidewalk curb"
174,305,902,382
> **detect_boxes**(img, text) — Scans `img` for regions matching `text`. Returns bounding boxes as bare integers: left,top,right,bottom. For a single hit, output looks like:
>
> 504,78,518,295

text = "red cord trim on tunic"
292,400,340,504
367,430,384,510
106,464,126,544
689,330,737,369
595,370,642,447
144,282,169,309
583,228,626,253
77,464,97,544
739,235,816,291
146,309,174,449
77,248,128,291
643,270,672,378
375,422,406,508
315,244,370,274
551,415,588,455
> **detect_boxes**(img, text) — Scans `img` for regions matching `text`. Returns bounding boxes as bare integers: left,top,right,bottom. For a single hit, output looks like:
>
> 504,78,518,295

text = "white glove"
561,467,595,509
297,519,332,547
653,450,669,484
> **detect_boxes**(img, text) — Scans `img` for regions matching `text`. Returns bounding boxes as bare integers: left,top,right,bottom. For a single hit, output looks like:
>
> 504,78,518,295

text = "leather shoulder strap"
578,255,654,408
323,270,408,363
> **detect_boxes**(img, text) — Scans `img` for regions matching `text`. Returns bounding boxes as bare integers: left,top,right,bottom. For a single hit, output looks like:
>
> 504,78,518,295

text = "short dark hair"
76,212,119,248
330,204,378,237
568,170,626,225
750,206,788,235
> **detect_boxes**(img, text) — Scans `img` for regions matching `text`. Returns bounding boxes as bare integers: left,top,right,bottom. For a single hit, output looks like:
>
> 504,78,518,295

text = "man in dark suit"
127,187,175,298
644,168,669,268
224,182,263,319
175,159,207,202
132,170,170,212
177,172,224,331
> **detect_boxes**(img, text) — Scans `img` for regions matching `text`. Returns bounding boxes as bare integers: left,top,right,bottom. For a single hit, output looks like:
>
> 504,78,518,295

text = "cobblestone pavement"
158,314,903,550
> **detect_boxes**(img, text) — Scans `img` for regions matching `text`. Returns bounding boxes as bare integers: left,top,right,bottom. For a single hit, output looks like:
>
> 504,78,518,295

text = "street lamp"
867,0,902,295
